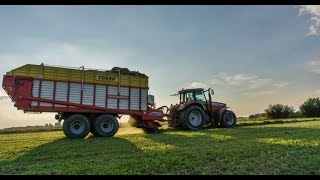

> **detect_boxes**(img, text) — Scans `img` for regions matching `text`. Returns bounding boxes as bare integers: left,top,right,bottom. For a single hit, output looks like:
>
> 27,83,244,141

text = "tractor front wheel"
220,110,237,128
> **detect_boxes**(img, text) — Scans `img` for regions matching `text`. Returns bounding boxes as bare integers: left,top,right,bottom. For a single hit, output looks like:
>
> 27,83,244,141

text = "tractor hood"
212,101,226,107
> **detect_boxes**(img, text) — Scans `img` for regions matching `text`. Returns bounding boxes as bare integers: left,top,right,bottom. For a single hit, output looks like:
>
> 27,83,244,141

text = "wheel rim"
225,113,235,125
70,120,85,134
188,110,202,127
100,120,114,133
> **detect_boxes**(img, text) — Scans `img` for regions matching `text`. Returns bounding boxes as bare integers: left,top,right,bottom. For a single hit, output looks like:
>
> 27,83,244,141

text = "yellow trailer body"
6,64,148,89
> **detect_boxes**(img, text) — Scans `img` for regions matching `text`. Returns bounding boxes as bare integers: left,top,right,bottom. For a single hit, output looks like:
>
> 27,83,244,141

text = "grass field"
0,118,319,175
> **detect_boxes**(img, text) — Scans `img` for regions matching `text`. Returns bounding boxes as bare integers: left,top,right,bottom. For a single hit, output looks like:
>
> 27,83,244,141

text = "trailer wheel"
63,114,90,139
181,105,206,130
90,123,102,137
90,129,101,137
92,114,119,137
220,110,237,128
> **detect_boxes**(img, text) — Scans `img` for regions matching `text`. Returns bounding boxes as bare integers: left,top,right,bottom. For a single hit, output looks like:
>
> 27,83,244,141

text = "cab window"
195,91,206,104
186,92,194,102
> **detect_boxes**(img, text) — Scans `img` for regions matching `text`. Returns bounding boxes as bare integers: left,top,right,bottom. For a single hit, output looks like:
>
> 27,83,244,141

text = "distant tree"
300,97,320,117
265,104,294,119
45,123,53,127
248,113,266,119
54,122,62,127
289,111,303,118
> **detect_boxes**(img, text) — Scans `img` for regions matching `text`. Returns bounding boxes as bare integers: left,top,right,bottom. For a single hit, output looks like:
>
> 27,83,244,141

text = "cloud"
211,72,290,98
0,89,8,98
314,89,320,96
211,72,288,90
0,40,137,78
184,72,290,98
244,90,276,98
212,72,262,87
273,82,291,88
0,96,9,101
0,98,58,129
298,5,320,36
33,42,134,68
307,60,320,74
185,82,208,89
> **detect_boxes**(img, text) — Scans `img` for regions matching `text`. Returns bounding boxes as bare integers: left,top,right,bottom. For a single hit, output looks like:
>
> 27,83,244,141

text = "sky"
0,5,320,129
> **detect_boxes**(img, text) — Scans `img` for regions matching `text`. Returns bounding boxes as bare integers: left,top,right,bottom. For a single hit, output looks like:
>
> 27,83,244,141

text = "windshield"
195,90,206,104
179,90,207,104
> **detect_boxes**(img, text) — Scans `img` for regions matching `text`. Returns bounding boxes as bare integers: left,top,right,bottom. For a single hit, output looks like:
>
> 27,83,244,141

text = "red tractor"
167,88,237,130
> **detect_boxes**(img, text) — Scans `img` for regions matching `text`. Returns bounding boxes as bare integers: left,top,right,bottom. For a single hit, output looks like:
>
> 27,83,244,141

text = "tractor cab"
178,88,209,106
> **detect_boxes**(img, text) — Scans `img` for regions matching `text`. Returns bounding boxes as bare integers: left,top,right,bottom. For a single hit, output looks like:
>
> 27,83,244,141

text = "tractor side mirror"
211,89,214,95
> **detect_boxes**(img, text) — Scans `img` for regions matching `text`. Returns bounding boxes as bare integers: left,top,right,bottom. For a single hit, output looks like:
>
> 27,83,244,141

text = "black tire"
181,105,206,130
63,114,90,139
92,114,119,137
90,121,102,137
220,110,237,128
88,116,101,137
168,105,182,128
168,118,183,128
90,128,102,137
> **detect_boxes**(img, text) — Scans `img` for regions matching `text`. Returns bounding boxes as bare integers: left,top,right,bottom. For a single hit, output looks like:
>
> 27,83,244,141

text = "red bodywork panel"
2,75,165,122
176,101,226,114
2,76,33,110
211,101,227,113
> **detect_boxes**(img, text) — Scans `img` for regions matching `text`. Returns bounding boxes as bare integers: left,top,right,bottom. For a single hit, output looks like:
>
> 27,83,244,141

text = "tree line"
249,97,320,119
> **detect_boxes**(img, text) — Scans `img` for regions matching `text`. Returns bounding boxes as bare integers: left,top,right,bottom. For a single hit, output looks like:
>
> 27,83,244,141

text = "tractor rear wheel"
91,114,119,137
63,114,90,139
168,105,182,128
181,105,206,130
220,110,237,128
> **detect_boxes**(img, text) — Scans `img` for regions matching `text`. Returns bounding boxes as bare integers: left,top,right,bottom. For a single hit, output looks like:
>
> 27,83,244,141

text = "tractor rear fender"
218,107,228,122
177,102,204,112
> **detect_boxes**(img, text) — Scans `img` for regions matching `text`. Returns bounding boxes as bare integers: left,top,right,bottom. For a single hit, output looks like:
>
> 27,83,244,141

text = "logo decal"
96,75,118,82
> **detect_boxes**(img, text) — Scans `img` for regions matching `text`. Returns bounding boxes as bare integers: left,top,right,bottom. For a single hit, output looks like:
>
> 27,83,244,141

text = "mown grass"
236,117,320,127
0,126,62,134
0,118,320,175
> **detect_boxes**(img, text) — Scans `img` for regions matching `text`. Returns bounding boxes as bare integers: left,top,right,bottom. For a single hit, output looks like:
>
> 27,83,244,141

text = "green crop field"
0,118,319,175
